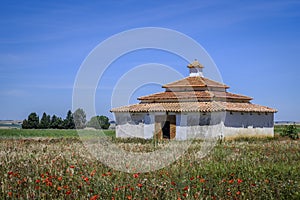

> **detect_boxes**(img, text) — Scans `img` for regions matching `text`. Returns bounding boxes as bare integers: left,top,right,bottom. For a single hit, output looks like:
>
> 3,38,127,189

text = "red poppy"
70,165,75,168
127,196,132,200
66,190,71,195
35,179,40,183
199,178,205,183
183,186,189,191
183,193,188,197
8,171,13,175
137,183,143,188
57,176,62,181
7,191,12,197
228,179,234,184
236,191,241,195
133,173,139,178
90,195,99,200
237,179,243,184
83,177,89,182
171,181,176,186
46,181,53,187
106,171,112,176
90,170,96,177
190,177,195,181
57,186,62,191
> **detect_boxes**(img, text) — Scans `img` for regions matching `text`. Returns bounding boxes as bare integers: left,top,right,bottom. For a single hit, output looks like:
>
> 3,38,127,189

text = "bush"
280,124,299,140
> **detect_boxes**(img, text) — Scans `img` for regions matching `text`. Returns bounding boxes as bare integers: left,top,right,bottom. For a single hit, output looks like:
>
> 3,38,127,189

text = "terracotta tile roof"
138,91,252,101
162,76,229,89
110,102,277,113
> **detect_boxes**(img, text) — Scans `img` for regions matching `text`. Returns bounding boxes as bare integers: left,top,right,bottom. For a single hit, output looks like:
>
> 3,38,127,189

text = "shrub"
280,124,299,140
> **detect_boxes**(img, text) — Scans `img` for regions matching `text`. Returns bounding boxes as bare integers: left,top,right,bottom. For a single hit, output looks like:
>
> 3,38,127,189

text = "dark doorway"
162,121,170,139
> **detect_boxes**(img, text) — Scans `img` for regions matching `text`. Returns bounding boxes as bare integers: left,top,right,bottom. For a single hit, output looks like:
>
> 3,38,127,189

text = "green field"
0,129,115,138
0,127,299,199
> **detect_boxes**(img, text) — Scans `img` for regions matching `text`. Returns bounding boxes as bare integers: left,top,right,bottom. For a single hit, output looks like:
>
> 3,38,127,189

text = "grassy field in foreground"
0,137,299,199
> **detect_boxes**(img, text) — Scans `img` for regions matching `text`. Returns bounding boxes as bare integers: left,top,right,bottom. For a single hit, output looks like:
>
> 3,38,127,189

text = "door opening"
162,121,170,139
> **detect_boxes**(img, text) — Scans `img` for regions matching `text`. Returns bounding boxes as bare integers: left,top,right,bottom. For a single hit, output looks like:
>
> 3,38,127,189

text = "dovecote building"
111,60,277,139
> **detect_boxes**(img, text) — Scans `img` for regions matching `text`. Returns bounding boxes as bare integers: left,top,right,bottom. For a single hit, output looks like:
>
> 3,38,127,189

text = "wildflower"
70,165,75,168
57,176,62,181
171,181,176,186
57,186,62,191
8,191,12,197
106,171,112,176
90,170,96,177
127,195,132,200
114,187,119,192
137,183,143,188
190,176,195,181
66,190,71,195
130,187,134,191
237,179,243,184
35,179,40,183
183,193,188,197
83,177,89,182
265,179,270,183
199,178,205,183
8,171,13,175
133,173,139,178
236,191,241,195
228,179,234,184
90,194,99,200
183,186,189,191
46,181,53,187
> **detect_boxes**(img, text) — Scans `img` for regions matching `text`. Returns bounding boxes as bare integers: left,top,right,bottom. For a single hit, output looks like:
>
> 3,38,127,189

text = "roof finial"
187,59,204,69
187,59,204,77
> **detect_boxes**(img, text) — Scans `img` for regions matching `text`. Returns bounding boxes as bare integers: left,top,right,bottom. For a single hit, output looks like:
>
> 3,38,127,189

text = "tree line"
22,108,110,129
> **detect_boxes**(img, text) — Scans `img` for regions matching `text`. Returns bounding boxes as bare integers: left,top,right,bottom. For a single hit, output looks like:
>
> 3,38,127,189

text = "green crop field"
0,128,299,199
0,129,115,139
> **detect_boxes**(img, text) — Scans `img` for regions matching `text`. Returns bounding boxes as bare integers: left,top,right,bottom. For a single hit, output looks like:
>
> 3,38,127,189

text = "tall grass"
0,137,299,199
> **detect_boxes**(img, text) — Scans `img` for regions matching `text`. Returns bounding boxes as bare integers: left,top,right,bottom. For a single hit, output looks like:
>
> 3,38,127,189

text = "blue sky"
0,0,299,121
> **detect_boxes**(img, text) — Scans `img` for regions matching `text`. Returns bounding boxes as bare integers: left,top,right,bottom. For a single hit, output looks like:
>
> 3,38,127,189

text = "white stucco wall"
115,112,154,139
114,111,274,139
224,111,274,128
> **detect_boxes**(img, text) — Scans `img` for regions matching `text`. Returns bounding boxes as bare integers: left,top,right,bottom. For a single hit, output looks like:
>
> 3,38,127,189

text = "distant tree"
39,112,51,129
98,115,110,129
50,115,64,129
22,119,29,129
87,115,110,129
22,112,39,129
63,110,75,129
73,108,86,129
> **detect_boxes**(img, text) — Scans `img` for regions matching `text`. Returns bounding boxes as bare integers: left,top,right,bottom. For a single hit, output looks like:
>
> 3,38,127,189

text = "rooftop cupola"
187,59,204,77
